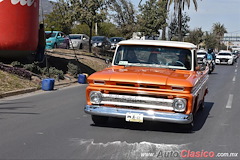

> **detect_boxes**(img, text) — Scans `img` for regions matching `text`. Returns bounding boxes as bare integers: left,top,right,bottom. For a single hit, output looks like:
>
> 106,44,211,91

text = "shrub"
23,63,41,74
0,63,32,80
11,61,23,68
67,62,81,77
42,67,64,80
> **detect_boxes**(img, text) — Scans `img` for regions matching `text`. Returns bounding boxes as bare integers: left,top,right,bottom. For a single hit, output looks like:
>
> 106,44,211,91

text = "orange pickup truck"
85,40,209,129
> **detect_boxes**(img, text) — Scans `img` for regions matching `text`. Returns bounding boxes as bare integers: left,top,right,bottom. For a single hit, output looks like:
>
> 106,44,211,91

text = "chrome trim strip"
102,94,173,103
191,75,208,96
85,105,193,124
100,93,174,110
100,101,174,110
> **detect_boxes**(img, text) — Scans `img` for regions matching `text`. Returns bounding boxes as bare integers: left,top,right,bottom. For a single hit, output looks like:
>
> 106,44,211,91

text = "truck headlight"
90,91,102,104
173,98,187,112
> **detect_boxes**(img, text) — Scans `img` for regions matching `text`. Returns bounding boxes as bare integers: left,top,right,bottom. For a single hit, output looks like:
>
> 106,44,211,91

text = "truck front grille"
100,93,174,111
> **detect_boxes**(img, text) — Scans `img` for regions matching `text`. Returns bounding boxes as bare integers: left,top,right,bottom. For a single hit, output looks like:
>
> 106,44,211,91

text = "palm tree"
160,0,168,40
212,22,227,49
213,22,227,38
168,0,199,41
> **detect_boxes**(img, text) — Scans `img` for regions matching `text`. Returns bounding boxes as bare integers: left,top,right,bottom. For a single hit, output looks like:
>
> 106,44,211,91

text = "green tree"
138,0,168,39
168,12,190,40
204,32,218,49
185,27,203,47
70,0,107,52
71,23,90,35
44,0,72,34
168,0,199,41
108,0,137,39
98,22,122,37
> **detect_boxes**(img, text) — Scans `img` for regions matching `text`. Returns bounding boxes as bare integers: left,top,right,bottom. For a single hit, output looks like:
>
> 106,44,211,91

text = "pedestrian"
36,23,46,62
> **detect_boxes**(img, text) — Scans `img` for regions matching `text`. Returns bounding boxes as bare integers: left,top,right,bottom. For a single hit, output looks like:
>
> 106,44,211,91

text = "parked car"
215,50,234,65
45,31,69,49
91,36,111,50
197,49,207,64
109,37,125,50
85,40,209,130
69,34,89,49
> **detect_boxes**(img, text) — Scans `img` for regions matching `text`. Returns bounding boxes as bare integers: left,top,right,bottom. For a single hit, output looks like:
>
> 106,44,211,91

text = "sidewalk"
0,78,79,99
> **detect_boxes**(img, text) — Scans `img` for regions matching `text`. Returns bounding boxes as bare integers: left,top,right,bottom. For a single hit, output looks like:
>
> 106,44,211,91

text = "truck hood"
88,66,196,87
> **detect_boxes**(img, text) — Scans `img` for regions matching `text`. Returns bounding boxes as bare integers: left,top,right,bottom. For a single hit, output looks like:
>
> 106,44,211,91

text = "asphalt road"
0,62,240,160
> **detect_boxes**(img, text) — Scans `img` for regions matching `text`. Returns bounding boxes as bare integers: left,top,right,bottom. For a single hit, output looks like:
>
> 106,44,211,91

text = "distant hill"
39,0,54,22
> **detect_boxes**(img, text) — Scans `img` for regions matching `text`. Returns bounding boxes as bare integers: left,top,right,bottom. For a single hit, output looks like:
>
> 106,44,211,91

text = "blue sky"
132,0,240,34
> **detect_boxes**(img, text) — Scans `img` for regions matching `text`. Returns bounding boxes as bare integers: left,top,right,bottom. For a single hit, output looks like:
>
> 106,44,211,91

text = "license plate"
126,113,143,123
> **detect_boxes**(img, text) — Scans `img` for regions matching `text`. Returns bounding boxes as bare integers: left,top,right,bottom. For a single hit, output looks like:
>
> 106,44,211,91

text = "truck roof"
118,40,197,49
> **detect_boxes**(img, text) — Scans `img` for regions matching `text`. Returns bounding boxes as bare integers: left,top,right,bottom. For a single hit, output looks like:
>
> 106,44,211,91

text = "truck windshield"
113,45,192,70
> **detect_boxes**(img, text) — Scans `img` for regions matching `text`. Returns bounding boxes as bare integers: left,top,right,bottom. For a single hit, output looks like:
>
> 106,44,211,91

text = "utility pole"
95,23,98,35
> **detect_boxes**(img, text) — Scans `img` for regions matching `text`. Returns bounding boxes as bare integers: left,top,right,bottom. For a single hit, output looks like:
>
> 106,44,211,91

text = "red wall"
0,0,39,57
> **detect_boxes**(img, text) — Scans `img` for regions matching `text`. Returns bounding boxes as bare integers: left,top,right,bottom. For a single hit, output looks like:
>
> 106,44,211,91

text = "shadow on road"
91,102,214,134
0,102,39,116
209,72,218,75
193,102,214,131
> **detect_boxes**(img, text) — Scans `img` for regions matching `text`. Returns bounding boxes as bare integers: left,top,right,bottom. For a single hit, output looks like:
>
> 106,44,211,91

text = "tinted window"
197,52,206,55
69,35,82,39
45,32,56,38
109,38,124,43
92,36,104,41
219,53,231,56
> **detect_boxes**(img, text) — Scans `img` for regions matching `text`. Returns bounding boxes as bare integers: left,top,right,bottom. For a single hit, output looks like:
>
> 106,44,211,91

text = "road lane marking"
235,69,238,73
218,145,227,147
232,76,236,82
220,123,229,126
226,94,233,109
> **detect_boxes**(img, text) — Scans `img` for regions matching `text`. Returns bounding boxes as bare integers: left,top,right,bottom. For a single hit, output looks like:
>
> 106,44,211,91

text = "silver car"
69,34,89,49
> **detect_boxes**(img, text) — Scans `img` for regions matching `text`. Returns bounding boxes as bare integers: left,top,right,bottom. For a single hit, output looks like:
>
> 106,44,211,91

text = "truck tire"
199,98,205,111
183,120,194,131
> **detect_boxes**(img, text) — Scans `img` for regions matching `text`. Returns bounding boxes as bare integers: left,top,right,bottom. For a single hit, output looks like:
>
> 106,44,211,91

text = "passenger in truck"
127,50,139,63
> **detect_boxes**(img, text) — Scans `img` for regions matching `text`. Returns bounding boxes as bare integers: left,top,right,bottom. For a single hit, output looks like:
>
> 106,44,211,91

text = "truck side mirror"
195,66,200,71
196,64,206,71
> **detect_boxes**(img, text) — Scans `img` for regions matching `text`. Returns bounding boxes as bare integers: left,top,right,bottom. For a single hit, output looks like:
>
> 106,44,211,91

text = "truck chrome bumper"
85,105,193,124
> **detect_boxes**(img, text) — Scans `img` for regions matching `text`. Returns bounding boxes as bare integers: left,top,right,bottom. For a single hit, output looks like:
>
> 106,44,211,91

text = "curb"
55,80,78,87
54,80,78,89
0,80,79,99
0,87,38,99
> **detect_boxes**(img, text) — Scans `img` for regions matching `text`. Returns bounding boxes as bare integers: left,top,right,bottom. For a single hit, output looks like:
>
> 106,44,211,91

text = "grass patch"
0,70,38,94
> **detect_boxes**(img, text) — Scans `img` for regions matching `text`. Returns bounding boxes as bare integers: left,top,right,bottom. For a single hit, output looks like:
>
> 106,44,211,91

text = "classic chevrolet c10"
85,40,209,129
